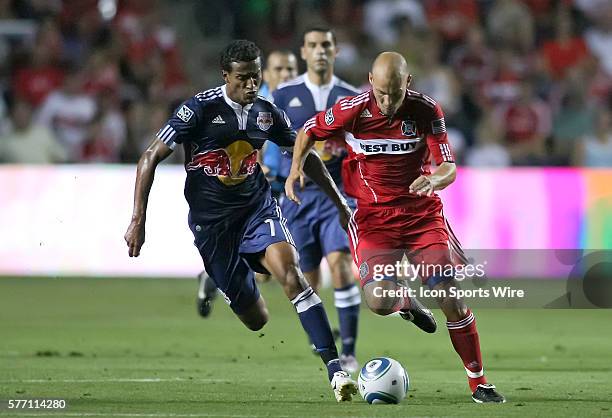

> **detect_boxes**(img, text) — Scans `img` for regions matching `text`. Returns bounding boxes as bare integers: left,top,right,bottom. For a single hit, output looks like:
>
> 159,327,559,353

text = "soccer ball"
358,357,409,404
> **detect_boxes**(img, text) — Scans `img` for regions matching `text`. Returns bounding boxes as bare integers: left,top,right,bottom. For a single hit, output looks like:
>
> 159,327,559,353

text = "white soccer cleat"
331,371,358,402
339,354,360,375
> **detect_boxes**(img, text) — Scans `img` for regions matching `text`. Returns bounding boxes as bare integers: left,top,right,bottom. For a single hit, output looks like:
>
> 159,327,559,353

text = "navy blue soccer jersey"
272,74,360,186
157,85,295,225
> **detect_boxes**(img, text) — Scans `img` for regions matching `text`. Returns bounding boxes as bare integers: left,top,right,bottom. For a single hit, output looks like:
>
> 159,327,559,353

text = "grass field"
1,277,611,417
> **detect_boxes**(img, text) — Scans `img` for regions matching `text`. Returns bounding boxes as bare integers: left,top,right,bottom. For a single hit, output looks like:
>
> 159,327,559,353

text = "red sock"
446,310,487,392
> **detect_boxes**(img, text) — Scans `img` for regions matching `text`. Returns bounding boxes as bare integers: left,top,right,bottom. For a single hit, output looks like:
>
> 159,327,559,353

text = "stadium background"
1,0,611,417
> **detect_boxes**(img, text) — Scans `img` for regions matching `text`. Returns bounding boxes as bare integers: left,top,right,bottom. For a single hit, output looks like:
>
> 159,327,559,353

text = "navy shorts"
279,185,352,273
189,195,294,315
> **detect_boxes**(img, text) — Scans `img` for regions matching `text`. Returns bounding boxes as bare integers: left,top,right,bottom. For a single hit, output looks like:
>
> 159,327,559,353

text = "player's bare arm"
285,129,315,204
409,161,457,197
124,138,173,257
285,129,351,229
302,149,352,230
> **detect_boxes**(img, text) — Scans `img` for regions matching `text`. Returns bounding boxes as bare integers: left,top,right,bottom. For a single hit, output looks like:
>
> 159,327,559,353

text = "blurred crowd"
0,0,611,167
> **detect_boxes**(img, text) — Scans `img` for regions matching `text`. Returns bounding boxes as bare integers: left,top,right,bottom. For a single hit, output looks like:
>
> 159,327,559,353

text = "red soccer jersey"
303,89,454,207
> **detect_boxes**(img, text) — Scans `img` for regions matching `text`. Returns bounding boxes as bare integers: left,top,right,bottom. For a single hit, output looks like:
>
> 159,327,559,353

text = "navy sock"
334,283,361,356
292,287,342,381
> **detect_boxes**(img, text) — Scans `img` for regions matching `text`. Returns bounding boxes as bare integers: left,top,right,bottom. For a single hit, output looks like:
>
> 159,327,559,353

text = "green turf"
0,277,611,417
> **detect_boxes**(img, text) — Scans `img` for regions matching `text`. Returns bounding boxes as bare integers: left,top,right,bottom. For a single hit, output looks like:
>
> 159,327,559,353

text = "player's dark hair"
263,49,295,69
302,26,337,46
220,40,261,72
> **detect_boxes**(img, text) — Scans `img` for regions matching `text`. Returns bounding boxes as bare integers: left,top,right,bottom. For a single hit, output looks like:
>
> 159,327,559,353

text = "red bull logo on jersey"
187,140,258,185
256,112,273,131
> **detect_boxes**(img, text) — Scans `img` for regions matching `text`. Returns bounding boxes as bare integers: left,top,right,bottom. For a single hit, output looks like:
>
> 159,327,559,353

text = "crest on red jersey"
401,120,416,136
325,108,335,125
257,112,273,131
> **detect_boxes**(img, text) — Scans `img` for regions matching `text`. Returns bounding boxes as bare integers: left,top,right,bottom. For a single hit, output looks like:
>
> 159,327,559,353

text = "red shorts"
347,198,466,287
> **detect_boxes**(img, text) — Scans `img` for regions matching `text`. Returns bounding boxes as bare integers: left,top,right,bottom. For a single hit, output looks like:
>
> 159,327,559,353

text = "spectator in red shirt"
12,20,65,107
540,9,590,80
496,81,552,165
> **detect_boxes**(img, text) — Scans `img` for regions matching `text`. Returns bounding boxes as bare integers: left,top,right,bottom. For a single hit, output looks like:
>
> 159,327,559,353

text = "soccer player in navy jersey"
195,50,298,311
270,27,363,373
286,52,505,403
124,40,357,402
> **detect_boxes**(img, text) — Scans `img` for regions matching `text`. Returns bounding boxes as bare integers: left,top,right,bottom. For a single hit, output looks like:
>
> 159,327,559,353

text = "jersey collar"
221,84,254,111
303,73,338,111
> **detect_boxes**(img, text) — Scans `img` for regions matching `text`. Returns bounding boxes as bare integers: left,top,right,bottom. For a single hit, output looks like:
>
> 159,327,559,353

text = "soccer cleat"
472,383,506,403
339,354,359,375
399,297,437,333
196,270,217,318
331,371,358,402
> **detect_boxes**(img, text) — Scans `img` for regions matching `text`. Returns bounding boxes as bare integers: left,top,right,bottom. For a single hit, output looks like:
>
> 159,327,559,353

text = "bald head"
369,52,411,116
371,52,409,81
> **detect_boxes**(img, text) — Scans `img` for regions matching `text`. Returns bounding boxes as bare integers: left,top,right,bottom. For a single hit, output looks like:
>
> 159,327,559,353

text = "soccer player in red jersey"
286,52,505,403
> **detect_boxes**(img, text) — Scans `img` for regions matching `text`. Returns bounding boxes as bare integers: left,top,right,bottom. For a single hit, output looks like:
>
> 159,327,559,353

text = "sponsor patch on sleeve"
177,105,194,123
431,117,446,134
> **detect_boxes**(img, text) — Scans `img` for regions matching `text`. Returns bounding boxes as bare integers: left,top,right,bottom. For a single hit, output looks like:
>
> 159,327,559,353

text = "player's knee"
363,293,395,316
329,257,353,286
243,309,269,331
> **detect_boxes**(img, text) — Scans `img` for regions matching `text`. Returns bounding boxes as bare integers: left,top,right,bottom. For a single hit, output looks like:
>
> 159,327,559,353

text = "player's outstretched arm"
409,162,457,197
285,129,314,204
303,150,352,230
124,138,173,257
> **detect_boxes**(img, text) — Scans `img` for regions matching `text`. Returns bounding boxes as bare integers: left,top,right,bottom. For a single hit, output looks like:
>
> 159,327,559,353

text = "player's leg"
325,251,360,372
241,197,357,400
260,241,357,401
304,268,321,293
318,199,361,370
416,234,504,403
349,207,436,332
189,215,269,330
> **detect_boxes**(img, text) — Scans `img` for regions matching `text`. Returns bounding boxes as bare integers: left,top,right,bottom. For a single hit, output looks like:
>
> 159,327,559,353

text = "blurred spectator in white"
80,89,126,162
540,7,590,81
574,108,612,167
12,19,65,108
495,81,552,165
414,36,460,117
583,5,612,76
465,111,511,167
35,66,97,161
363,0,427,46
0,99,67,163
486,0,535,52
